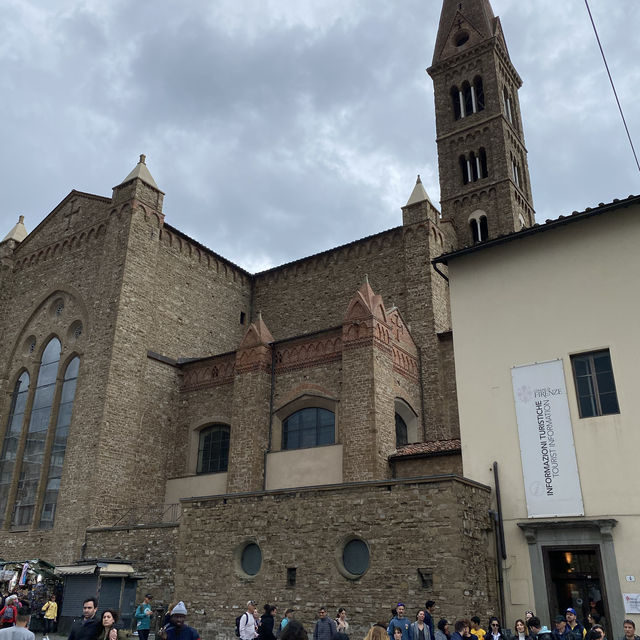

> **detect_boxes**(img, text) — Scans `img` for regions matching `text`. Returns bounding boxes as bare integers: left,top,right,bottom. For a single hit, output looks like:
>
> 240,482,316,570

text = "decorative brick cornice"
274,330,342,373
180,352,235,392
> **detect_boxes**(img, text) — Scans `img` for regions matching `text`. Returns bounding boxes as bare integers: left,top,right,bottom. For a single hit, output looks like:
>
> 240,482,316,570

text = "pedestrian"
135,594,154,640
281,621,309,640
0,601,34,640
470,618,485,640
160,601,200,640
565,609,585,640
451,621,467,640
239,601,259,640
622,619,640,640
98,610,128,640
335,608,349,634
487,618,506,640
0,596,19,629
586,615,601,633
514,620,530,640
553,616,570,640
42,595,58,640
313,607,336,640
527,617,542,640
435,620,450,640
280,610,294,636
258,605,278,640
412,611,431,640
68,597,101,640
366,628,390,640
388,604,412,640
525,615,535,624
425,604,436,640
585,627,605,640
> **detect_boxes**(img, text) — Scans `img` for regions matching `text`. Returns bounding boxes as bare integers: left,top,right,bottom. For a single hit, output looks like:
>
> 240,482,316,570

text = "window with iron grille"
197,424,230,473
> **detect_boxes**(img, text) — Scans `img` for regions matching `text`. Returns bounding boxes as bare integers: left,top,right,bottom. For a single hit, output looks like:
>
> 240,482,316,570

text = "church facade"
0,1,536,636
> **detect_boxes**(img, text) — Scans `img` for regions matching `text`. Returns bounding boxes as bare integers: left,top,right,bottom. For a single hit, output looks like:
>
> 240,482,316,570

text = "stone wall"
173,477,496,640
85,523,179,605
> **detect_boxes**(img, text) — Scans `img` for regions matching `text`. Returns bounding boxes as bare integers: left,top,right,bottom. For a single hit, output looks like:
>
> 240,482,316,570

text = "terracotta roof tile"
390,438,461,458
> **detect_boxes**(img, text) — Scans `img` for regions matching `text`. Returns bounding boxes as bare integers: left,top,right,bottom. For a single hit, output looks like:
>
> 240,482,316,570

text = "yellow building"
434,196,640,635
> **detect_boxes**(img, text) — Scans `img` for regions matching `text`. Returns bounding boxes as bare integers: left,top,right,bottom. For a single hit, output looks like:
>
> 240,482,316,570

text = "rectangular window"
571,349,620,418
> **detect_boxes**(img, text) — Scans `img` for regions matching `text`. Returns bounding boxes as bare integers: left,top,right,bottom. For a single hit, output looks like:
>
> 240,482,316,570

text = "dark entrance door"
543,546,611,637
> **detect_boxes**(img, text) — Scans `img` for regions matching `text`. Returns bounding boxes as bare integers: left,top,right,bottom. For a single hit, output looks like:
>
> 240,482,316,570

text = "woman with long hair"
488,618,506,640
514,620,529,640
98,609,128,640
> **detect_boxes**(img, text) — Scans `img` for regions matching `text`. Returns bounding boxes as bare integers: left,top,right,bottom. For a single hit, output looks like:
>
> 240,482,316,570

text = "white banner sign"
511,359,584,518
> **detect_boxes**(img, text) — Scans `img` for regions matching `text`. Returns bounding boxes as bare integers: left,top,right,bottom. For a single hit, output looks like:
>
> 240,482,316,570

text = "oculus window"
240,543,262,576
282,408,335,450
571,350,619,418
338,537,370,579
197,425,230,474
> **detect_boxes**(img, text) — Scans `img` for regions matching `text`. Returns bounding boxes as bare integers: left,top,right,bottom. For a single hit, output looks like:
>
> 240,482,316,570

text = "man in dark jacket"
565,609,585,640
68,597,101,640
451,621,467,640
313,608,336,640
425,602,436,640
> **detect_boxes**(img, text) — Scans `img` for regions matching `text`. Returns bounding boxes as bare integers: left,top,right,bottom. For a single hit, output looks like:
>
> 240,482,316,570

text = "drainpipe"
491,461,507,623
263,341,276,491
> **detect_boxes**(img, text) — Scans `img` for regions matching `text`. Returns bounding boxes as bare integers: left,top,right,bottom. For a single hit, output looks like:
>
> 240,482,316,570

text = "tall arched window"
12,338,61,528
474,76,485,111
282,408,335,450
462,81,473,117
503,86,514,124
39,356,79,529
197,424,230,474
0,372,30,526
451,86,462,120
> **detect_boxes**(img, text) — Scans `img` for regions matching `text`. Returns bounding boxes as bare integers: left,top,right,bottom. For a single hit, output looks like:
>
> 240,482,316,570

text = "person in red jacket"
0,595,18,628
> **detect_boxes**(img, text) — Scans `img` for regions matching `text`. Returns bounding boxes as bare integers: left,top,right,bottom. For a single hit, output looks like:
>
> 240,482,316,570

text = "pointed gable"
432,0,497,66
238,312,275,349
344,276,386,323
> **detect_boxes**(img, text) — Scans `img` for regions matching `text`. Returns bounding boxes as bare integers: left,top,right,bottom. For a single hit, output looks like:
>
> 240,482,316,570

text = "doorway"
543,546,611,636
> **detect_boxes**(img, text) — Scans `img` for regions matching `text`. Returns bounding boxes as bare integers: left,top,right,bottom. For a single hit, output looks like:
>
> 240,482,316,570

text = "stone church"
0,0,535,635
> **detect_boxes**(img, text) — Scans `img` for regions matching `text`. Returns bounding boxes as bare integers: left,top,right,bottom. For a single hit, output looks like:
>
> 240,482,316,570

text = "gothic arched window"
0,372,30,526
197,424,230,474
11,338,61,528
39,356,80,529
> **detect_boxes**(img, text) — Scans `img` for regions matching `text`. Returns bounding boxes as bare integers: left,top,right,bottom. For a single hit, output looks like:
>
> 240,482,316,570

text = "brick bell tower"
428,0,535,247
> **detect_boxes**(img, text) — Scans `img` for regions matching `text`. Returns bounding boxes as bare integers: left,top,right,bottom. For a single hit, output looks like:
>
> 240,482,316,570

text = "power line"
584,0,640,174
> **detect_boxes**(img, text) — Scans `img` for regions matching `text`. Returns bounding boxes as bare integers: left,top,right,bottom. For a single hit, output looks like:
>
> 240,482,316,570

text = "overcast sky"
1,0,639,272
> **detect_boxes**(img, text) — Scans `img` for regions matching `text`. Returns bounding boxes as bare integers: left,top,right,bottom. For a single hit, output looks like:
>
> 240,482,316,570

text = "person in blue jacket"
388,604,413,640
134,594,153,640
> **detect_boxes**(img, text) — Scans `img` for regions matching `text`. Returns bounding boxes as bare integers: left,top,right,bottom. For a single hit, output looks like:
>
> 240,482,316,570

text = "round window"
455,31,470,47
341,538,370,578
241,543,262,576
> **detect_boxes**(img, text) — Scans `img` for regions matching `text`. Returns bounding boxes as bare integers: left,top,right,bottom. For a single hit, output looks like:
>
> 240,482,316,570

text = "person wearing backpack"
0,595,19,628
238,601,258,640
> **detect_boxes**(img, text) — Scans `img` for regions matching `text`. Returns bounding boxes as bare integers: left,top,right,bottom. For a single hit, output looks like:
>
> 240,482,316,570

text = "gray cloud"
1,0,638,271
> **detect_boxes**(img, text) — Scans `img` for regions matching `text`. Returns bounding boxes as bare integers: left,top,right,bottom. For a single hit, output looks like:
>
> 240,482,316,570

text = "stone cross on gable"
64,199,82,230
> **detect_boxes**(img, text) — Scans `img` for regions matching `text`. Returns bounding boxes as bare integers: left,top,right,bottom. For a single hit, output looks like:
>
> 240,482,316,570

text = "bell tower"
428,0,535,247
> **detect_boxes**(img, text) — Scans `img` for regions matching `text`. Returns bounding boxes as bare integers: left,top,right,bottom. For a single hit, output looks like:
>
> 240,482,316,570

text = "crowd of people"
236,600,640,640
1,591,639,640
